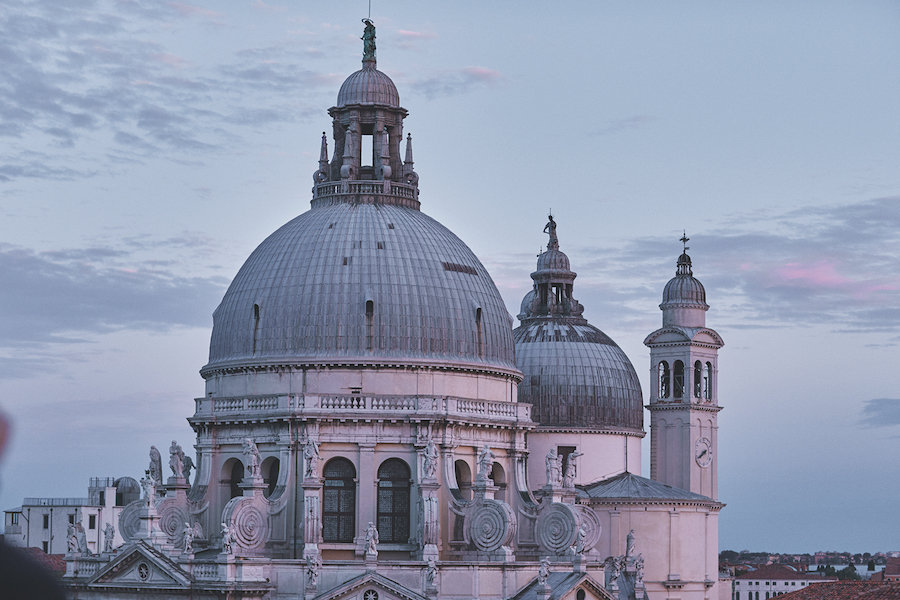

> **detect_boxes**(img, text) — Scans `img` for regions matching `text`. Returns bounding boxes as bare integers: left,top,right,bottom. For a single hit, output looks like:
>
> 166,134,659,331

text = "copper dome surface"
204,203,518,375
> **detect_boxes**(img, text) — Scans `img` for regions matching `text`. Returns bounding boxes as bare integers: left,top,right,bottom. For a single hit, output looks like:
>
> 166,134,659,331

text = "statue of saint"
574,525,587,555
221,522,234,554
182,522,194,554
169,440,184,478
423,438,439,480
545,448,561,486
103,523,115,552
140,470,156,505
149,446,163,484
635,554,645,585
543,215,558,250
626,528,636,558
563,449,583,488
476,445,495,482
182,455,195,484
425,556,438,586
365,521,379,557
362,19,376,61
304,438,320,479
67,523,78,553
538,557,550,586
306,554,321,586
243,438,261,478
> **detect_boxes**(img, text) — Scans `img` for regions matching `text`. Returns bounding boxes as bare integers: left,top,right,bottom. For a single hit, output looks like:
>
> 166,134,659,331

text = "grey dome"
536,248,570,271
337,64,400,107
661,252,708,308
514,322,643,430
204,203,518,375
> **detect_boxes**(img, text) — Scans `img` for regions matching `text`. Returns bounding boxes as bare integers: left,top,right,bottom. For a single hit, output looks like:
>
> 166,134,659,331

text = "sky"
1,0,899,555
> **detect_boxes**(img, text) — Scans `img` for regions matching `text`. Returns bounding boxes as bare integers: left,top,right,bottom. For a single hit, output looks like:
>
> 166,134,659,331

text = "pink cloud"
396,29,437,41
462,66,502,82
773,260,850,288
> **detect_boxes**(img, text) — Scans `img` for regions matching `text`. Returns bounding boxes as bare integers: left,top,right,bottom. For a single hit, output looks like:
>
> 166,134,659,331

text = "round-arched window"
323,458,356,542
377,458,411,543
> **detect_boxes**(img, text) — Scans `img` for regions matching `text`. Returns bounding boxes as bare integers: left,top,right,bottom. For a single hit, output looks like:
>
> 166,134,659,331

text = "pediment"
315,572,429,600
511,571,613,600
88,540,192,588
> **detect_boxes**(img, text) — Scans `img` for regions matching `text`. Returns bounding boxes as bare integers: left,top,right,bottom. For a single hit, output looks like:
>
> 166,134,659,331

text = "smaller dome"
536,248,571,272
337,63,400,107
661,251,708,308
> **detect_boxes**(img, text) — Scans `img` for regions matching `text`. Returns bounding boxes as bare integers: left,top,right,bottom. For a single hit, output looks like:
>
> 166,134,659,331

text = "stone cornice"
646,402,722,413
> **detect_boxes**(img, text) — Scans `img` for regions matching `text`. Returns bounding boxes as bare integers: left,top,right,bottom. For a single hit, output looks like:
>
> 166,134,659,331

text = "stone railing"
193,394,531,424
311,180,420,209
192,563,220,580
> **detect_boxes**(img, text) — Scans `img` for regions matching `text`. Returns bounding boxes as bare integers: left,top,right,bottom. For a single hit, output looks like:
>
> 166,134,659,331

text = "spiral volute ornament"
222,497,269,551
466,500,516,552
118,500,142,542
157,499,189,547
536,502,578,554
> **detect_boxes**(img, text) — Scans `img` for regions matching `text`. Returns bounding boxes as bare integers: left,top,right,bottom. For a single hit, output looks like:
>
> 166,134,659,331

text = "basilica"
59,21,725,600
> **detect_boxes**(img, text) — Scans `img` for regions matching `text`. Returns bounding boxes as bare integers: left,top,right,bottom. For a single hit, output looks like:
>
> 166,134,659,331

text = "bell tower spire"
644,238,724,499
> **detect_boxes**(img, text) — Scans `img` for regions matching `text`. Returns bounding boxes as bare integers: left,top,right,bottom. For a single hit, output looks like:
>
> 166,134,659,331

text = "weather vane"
680,230,690,253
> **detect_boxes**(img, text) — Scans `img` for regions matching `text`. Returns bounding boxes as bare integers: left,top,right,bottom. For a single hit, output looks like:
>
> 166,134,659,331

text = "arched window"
765,593,769,600
735,592,740,600
323,458,356,542
705,361,713,400
756,592,760,600
673,360,685,399
658,361,670,398
475,307,484,358
694,360,702,398
490,462,507,501
454,459,472,500
261,457,280,499
222,458,244,499
252,304,260,354
377,459,411,543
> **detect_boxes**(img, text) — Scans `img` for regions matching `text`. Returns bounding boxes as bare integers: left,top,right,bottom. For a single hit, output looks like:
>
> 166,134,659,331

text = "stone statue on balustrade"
563,449,583,488
243,438,261,479
221,522,234,554
538,557,550,586
422,438,439,480
306,553,321,586
545,448,562,486
103,523,115,553
182,522,194,554
169,440,184,479
476,445,495,482
365,521,379,558
304,438,320,479
148,446,163,485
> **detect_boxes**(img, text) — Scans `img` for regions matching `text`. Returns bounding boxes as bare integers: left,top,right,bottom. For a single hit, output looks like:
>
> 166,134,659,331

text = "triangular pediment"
644,326,723,348
315,572,429,600
88,540,192,589
510,571,613,600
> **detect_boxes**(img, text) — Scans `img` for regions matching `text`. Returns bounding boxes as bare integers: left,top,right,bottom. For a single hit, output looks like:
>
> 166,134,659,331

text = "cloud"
0,1,336,181
859,398,900,428
498,197,900,335
394,29,437,49
0,240,228,356
408,66,502,99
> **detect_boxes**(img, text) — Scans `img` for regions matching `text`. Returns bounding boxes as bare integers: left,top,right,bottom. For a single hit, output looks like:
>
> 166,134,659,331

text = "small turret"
313,132,329,183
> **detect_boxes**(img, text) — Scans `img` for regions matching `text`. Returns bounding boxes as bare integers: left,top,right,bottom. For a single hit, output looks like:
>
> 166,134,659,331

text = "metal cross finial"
368,0,372,20
680,231,690,253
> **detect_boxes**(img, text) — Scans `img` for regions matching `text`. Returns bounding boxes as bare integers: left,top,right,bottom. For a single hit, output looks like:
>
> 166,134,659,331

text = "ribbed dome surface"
662,274,707,307
536,248,570,271
514,321,643,430
205,203,518,374
336,64,400,107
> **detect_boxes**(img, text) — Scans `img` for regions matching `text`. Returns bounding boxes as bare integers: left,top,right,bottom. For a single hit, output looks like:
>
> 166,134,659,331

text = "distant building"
3,477,139,555
734,565,835,600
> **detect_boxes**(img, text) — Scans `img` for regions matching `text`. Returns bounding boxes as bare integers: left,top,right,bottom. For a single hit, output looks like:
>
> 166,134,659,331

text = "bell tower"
644,235,723,499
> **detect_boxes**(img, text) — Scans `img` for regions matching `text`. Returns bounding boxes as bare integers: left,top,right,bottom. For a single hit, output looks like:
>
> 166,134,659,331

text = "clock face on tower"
695,437,712,467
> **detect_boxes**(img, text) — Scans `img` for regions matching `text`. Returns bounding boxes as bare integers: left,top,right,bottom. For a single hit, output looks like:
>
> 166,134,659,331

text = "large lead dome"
203,23,517,377
514,218,643,430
